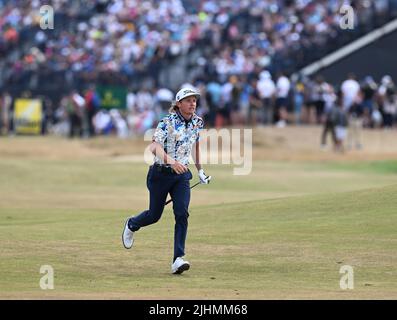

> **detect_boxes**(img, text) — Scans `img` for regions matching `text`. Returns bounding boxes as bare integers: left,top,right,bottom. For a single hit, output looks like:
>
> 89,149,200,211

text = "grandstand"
1,0,397,138
1,0,397,93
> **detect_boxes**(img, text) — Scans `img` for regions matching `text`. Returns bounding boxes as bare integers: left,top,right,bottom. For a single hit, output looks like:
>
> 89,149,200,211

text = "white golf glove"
198,169,211,184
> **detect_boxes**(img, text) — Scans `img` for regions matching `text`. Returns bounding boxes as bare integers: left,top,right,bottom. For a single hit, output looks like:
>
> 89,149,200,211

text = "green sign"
97,85,127,110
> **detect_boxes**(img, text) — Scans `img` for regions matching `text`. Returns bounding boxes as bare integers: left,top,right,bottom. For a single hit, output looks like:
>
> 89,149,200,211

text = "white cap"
175,87,200,102
259,70,271,80
382,75,392,85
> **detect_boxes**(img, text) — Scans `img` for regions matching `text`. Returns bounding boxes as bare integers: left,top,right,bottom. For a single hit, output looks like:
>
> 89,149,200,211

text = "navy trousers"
128,165,192,261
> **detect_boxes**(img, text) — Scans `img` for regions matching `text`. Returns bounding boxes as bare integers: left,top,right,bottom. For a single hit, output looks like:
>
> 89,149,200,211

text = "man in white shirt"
275,73,291,127
341,73,360,112
257,70,275,124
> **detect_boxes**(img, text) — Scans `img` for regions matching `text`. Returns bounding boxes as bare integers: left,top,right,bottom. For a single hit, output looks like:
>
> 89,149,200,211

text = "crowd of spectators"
1,0,397,151
1,73,396,143
1,0,397,92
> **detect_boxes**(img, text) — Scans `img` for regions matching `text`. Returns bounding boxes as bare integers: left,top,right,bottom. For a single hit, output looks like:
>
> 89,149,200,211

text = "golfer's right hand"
171,161,188,174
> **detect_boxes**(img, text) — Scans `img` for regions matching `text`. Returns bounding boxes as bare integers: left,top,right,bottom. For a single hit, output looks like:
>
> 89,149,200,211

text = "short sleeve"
152,118,168,144
195,117,204,142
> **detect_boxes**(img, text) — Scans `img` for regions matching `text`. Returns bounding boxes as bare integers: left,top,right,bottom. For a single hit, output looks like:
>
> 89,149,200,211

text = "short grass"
0,134,396,299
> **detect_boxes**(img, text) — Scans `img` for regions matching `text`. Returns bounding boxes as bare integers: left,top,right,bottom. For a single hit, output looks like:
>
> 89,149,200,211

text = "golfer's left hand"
198,169,211,184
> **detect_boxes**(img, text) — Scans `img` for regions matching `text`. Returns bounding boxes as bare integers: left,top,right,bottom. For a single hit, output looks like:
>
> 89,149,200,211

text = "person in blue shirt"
122,87,211,274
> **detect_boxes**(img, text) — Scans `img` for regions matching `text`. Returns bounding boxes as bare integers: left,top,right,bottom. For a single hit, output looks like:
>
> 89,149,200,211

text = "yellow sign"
102,91,120,108
14,99,43,135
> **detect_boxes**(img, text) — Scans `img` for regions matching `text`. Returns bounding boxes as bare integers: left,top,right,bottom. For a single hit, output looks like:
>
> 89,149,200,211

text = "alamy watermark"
144,128,252,175
339,5,355,30
339,265,354,290
39,265,54,290
40,5,54,30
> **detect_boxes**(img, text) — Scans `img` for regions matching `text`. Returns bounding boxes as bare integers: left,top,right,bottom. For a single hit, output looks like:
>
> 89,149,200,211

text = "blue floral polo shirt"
152,110,204,165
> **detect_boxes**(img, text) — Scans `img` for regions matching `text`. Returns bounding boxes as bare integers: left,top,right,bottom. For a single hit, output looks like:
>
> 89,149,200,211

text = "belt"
152,163,175,174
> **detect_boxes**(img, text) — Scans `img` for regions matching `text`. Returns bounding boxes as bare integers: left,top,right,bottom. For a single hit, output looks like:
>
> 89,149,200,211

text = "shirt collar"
176,110,194,126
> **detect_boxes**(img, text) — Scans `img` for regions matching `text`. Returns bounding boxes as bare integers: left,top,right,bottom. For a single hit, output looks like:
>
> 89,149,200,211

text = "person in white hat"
122,86,211,274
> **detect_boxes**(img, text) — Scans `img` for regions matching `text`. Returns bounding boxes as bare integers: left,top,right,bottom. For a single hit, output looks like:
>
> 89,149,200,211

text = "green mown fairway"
0,133,396,299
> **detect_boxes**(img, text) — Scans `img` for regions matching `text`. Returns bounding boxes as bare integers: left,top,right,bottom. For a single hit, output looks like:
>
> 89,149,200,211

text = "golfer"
122,87,211,274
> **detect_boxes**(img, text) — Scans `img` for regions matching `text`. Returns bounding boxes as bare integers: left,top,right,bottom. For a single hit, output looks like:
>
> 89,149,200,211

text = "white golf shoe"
122,218,134,249
171,257,190,274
